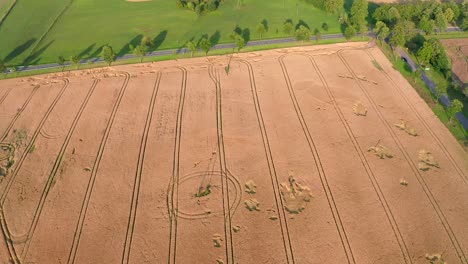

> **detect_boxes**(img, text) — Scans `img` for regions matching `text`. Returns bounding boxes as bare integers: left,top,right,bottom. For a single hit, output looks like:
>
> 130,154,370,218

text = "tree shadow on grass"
295,20,309,30
261,19,269,32
4,38,36,63
78,43,96,59
152,30,168,51
118,34,143,57
22,40,54,66
209,31,221,46
242,28,250,43
89,45,105,61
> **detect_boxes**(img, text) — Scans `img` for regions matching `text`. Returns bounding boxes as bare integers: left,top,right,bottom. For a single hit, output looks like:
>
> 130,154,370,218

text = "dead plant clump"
244,180,257,194
395,120,418,136
418,150,439,171
425,253,446,264
353,102,368,116
244,198,260,211
368,145,393,159
212,234,223,248
279,175,313,214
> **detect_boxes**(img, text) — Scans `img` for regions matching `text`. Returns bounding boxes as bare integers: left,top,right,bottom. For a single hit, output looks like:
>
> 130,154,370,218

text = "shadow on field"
209,31,221,46
4,38,36,62
89,45,105,61
78,43,96,59
23,40,55,66
118,35,143,56
152,30,168,51
295,19,309,29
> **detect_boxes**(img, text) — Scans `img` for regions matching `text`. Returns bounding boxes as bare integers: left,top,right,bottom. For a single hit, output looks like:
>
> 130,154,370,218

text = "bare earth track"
0,42,467,264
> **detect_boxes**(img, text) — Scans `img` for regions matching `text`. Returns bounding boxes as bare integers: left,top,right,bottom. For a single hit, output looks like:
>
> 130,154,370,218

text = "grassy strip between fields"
377,41,468,149
428,31,468,39
1,36,367,79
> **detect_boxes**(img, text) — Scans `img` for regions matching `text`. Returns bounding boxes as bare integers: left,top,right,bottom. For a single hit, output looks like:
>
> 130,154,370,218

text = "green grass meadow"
0,0,340,65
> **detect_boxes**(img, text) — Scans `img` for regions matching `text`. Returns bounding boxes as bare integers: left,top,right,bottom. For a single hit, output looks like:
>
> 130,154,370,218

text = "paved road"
397,47,468,131
13,33,348,73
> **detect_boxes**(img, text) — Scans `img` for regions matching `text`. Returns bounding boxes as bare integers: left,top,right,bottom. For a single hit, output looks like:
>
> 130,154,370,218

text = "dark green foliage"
323,0,343,14
199,37,211,55
344,25,356,40
295,25,311,41
177,0,220,14
0,60,6,75
283,20,294,36
322,22,329,31
350,0,368,33
101,45,116,66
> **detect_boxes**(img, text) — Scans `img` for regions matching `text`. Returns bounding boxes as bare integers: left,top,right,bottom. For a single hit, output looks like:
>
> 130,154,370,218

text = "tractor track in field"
0,87,12,106
338,50,467,264
0,85,39,141
66,72,130,264
208,63,234,264
364,49,467,184
278,54,357,264
166,67,187,264
20,79,100,261
238,59,295,264
289,52,413,263
0,78,69,264
121,72,162,264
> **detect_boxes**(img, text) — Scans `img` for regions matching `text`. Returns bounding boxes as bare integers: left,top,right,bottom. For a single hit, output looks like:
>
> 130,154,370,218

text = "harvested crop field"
0,42,467,264
441,38,468,88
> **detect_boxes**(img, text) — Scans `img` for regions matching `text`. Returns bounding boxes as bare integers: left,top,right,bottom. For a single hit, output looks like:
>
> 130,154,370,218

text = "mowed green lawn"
0,0,72,65
0,0,340,65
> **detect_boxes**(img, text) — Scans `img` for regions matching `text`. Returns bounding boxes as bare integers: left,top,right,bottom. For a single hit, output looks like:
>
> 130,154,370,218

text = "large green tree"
101,45,116,66
186,41,197,57
350,0,368,33
344,25,356,40
234,34,245,51
448,99,463,123
200,37,211,55
295,25,311,41
283,21,294,36
417,41,434,65
323,0,343,14
57,56,66,71
389,20,416,47
256,22,267,38
132,44,147,62
418,15,435,35
70,55,80,69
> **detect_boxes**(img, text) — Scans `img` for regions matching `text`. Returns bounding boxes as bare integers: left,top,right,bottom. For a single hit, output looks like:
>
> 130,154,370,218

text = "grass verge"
377,41,468,149
1,36,367,79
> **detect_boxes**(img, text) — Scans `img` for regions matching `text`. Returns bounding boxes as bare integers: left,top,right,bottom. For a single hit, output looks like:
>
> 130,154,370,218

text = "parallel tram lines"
208,65,234,264
238,59,295,264
337,51,467,264
21,79,100,261
364,50,467,183
67,73,131,264
121,72,162,264
167,67,188,264
278,54,357,264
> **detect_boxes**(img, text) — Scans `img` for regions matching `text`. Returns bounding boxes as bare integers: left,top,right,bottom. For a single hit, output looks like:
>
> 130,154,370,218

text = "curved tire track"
0,86,39,141
19,79,100,261
0,79,70,264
